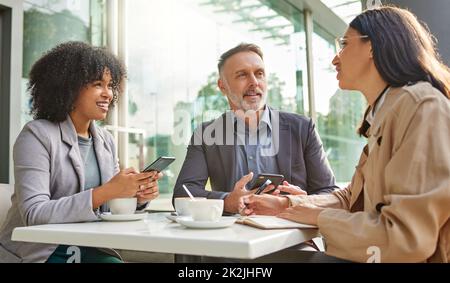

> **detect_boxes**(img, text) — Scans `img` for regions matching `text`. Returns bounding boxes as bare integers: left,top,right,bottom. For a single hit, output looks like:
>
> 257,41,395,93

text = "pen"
238,205,246,215
254,179,272,195
239,179,273,215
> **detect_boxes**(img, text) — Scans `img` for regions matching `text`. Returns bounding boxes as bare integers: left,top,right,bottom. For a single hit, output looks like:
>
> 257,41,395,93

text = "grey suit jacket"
0,116,119,263
173,109,337,201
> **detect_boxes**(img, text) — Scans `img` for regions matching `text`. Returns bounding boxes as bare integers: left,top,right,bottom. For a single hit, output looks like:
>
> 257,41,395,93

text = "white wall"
387,0,450,66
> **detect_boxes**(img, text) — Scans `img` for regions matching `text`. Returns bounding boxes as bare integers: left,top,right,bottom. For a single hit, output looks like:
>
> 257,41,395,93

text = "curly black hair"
28,41,126,122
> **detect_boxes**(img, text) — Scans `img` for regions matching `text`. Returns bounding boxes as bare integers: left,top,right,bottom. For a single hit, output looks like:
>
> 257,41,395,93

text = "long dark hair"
350,6,450,136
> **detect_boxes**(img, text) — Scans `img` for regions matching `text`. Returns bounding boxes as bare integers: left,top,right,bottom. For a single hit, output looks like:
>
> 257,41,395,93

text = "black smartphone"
249,173,284,194
143,156,176,173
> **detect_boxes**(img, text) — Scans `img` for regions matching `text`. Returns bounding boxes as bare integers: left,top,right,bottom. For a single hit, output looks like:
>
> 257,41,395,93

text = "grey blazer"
0,117,119,262
173,109,337,201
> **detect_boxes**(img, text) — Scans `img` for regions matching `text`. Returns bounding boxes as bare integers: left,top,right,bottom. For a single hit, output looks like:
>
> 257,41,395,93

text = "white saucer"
100,212,147,222
166,214,179,222
176,216,237,229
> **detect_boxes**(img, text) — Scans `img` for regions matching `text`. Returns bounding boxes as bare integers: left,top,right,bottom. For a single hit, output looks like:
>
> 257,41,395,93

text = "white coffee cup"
108,197,137,215
174,197,206,216
187,199,224,222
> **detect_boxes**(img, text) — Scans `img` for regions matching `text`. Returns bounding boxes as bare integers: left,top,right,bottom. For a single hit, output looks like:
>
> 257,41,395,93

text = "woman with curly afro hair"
0,42,162,263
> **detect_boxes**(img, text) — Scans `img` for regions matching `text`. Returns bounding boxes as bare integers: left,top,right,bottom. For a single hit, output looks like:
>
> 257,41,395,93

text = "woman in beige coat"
243,6,450,262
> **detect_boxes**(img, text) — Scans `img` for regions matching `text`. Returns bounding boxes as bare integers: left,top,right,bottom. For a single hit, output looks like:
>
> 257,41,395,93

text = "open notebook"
236,215,317,229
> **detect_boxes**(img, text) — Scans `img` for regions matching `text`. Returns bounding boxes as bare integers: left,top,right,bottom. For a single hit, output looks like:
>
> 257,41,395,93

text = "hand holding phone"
143,156,176,173
249,173,284,194
254,179,272,195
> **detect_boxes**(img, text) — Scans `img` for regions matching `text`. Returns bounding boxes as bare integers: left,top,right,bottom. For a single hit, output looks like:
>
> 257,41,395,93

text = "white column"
117,0,129,168
304,9,317,124
106,0,119,161
105,0,129,169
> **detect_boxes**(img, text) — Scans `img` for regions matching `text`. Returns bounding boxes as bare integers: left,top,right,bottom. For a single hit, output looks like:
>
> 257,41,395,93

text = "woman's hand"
241,194,290,216
277,203,324,226
136,171,163,204
92,167,155,209
272,181,307,196
108,167,155,198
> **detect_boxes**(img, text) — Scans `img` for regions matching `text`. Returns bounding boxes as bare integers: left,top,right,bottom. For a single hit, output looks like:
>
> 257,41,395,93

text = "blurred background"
1,0,449,198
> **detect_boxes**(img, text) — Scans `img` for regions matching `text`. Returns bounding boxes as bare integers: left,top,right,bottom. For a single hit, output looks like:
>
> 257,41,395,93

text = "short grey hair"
217,43,264,74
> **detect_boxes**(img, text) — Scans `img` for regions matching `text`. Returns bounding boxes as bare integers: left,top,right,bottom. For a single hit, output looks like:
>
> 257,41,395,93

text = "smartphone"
254,179,273,195
249,173,284,194
143,156,176,173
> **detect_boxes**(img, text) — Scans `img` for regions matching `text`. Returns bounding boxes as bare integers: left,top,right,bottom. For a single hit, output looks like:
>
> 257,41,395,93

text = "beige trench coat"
290,82,450,262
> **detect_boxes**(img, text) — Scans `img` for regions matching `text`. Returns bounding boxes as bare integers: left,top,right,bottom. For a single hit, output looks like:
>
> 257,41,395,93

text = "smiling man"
173,43,337,214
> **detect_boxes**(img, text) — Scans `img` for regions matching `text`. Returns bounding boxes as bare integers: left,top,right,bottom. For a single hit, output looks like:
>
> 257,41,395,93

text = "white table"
12,213,318,259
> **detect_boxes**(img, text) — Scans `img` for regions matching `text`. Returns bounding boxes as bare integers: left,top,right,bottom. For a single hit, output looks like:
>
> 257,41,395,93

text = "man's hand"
224,172,254,213
241,194,289,216
277,203,324,225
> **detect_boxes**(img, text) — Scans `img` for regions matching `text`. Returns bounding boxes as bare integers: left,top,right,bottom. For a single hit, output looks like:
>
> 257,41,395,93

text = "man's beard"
241,99,262,111
238,88,266,111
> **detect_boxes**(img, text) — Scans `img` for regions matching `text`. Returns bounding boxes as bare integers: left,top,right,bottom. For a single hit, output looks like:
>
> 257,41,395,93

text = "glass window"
320,0,363,24
125,0,308,195
21,0,107,126
313,18,367,183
